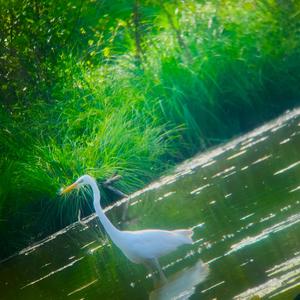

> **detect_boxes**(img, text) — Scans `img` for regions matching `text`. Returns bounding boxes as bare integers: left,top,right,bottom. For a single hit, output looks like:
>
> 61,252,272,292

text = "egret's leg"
121,200,129,221
144,262,154,278
144,261,159,286
152,259,167,283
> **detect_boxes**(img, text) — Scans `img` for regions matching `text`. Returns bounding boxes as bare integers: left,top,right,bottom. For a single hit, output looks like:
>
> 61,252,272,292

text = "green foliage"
0,0,300,257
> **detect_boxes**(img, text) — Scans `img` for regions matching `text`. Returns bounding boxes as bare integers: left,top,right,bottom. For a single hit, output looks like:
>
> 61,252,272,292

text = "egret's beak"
61,182,78,195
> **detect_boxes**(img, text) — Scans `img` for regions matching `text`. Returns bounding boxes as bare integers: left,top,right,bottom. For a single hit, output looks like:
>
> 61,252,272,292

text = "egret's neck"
89,179,120,240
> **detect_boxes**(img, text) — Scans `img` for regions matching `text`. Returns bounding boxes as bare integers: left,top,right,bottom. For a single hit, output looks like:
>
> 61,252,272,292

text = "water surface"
1,109,300,299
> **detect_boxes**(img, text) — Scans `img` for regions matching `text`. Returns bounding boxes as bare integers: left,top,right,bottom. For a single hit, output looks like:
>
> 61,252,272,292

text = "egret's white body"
62,175,193,280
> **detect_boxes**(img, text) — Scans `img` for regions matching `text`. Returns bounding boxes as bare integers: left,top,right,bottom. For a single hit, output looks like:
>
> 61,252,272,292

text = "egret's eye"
77,178,84,185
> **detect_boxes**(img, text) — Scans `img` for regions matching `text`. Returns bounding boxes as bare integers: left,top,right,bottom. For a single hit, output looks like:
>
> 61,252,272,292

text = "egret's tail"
174,229,194,244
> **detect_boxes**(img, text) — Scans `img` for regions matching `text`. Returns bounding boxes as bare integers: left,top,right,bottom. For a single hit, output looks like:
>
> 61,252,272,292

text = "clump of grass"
0,59,179,258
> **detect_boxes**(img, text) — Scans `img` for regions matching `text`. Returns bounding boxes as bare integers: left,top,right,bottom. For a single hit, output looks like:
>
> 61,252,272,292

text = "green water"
1,110,300,300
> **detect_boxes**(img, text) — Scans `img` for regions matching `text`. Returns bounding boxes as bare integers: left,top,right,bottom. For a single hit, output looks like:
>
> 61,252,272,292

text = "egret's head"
61,174,93,194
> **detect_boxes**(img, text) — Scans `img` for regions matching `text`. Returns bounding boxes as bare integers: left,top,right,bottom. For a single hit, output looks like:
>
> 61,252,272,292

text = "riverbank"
1,0,300,258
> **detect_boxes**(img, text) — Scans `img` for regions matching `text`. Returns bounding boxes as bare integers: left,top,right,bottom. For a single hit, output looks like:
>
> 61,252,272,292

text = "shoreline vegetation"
0,0,300,258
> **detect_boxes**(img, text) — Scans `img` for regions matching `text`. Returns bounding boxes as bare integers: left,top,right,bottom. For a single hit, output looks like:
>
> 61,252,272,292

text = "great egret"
61,174,194,281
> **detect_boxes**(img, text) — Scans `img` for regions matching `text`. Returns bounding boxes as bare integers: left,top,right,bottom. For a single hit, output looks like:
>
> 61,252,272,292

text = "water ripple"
21,257,84,289
252,154,272,165
279,138,291,145
240,136,268,150
289,185,300,193
190,184,210,195
212,166,235,179
234,254,300,299
227,150,247,160
67,279,98,296
240,213,255,221
274,161,300,175
200,281,225,294
226,213,300,256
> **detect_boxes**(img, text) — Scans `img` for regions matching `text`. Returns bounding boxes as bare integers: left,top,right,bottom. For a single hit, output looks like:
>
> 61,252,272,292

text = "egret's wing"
173,229,194,244
128,229,193,259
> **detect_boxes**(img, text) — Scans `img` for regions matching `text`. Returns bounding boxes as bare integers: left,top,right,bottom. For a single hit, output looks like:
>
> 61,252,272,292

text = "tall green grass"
0,0,300,257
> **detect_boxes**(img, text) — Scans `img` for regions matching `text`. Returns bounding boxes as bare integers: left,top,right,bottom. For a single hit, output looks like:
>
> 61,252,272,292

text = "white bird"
61,174,194,281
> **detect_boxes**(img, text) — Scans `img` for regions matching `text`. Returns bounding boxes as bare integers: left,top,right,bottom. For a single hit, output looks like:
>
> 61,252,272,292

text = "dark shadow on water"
149,260,209,300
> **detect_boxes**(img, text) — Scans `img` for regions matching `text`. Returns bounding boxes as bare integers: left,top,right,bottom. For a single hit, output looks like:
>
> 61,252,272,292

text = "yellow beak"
61,182,78,195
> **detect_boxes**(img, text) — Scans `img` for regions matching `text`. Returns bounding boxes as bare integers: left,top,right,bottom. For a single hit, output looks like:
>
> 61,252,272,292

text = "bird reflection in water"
149,260,209,300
